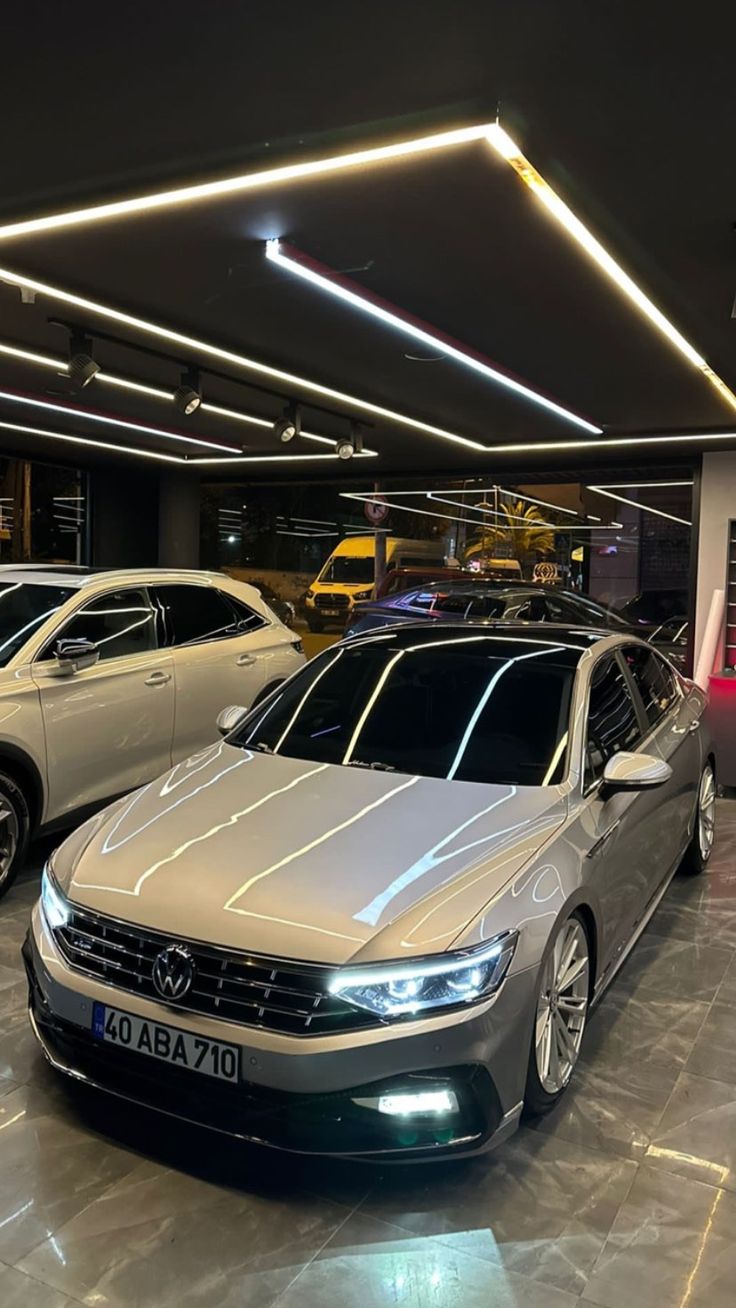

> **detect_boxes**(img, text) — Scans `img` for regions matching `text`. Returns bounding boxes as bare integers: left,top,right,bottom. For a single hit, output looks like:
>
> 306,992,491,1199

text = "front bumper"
25,907,535,1159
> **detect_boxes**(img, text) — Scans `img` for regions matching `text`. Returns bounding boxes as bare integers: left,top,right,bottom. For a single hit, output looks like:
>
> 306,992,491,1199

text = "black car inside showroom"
1,4,736,1304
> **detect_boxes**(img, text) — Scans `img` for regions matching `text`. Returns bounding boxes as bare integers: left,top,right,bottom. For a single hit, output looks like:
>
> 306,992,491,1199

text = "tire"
524,911,591,1116
0,771,30,901
307,617,324,633
681,761,716,876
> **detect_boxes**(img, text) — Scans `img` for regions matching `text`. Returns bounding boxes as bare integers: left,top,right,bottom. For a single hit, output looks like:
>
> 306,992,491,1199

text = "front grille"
315,593,349,608
54,906,377,1038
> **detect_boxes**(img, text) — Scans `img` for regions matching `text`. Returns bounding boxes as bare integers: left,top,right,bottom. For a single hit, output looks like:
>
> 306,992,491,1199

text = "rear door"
32,586,175,821
151,583,271,762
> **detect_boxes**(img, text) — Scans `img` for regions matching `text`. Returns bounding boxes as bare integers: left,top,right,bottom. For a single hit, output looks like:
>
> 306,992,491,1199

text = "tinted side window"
42,588,156,662
585,655,642,786
226,594,267,634
622,646,679,728
154,585,239,647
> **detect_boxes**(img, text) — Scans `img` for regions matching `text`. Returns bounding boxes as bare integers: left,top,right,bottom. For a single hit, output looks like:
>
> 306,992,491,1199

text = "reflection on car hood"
57,742,567,965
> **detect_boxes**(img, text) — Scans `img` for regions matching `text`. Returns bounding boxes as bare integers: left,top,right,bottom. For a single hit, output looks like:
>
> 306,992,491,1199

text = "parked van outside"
305,536,445,631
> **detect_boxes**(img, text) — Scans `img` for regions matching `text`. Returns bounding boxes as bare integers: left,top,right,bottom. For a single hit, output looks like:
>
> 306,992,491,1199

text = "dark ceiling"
1,1,735,478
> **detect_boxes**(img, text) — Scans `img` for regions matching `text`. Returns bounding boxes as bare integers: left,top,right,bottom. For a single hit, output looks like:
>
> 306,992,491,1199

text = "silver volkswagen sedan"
24,624,715,1159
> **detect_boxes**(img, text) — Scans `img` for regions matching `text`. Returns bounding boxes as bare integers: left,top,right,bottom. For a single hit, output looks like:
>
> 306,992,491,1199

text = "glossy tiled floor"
1,807,736,1307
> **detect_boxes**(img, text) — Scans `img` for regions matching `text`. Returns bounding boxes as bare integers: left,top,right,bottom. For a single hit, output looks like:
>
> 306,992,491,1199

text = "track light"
273,402,300,444
336,423,364,461
68,333,99,389
173,368,202,415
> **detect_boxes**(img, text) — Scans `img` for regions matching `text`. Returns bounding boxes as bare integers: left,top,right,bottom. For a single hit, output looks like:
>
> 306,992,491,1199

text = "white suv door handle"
236,653,257,667
145,670,171,687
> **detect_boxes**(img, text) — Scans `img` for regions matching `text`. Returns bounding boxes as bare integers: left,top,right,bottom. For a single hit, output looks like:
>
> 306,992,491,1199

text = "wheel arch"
0,744,45,832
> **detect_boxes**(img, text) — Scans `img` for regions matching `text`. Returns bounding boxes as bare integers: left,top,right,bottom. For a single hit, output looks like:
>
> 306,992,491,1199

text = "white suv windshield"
0,582,74,667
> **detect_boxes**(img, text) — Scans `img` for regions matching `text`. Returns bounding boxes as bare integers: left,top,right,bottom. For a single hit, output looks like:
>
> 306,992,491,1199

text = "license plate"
92,1003,239,1082
322,609,340,616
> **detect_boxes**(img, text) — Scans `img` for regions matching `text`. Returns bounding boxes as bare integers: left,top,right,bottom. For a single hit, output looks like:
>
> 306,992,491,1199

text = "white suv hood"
57,741,566,965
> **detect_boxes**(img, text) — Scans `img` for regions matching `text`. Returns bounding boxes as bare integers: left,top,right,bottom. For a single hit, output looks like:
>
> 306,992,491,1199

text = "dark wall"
90,468,159,567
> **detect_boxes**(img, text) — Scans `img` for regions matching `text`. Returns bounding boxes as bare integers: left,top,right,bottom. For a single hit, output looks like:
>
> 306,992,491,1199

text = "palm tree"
463,500,556,571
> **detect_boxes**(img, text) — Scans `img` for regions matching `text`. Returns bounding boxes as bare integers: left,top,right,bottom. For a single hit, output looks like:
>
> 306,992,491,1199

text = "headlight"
329,932,517,1019
41,860,70,930
353,589,372,601
306,589,315,600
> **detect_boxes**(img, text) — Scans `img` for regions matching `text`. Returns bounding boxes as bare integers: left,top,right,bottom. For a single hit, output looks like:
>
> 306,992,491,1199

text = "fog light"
354,1087,459,1116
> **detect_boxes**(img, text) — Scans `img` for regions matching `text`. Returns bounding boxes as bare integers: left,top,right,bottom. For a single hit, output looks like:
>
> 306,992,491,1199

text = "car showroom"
0,7,734,1307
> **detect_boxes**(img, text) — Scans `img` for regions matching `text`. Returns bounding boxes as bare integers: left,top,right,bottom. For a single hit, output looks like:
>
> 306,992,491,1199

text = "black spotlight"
336,422,364,461
173,368,202,415
68,333,100,389
273,402,300,444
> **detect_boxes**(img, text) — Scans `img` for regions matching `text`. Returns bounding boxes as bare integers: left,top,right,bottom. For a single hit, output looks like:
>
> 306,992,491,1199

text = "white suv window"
39,588,157,662
152,584,265,648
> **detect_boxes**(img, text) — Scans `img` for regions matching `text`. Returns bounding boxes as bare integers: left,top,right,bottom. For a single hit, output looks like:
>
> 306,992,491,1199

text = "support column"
158,470,201,569
90,467,159,567
694,452,736,671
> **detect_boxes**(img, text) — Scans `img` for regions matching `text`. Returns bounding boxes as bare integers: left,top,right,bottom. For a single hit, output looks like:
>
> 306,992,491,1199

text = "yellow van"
305,536,445,631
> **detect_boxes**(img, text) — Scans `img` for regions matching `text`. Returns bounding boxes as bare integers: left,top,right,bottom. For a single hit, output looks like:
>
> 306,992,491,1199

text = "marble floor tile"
644,1071,736,1193
530,1048,679,1161
685,1002,736,1085
582,1165,736,1308
0,1081,138,1263
612,931,731,1002
715,953,736,1004
18,1160,357,1308
0,1005,46,1085
0,1261,79,1308
580,985,709,1074
277,1211,579,1308
360,1130,636,1297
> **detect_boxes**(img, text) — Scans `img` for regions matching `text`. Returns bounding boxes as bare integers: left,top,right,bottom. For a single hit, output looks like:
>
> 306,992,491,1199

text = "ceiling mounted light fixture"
265,240,601,435
172,368,202,415
0,417,183,464
67,333,100,389
486,123,736,414
0,265,484,451
0,387,235,452
335,422,364,461
273,402,300,444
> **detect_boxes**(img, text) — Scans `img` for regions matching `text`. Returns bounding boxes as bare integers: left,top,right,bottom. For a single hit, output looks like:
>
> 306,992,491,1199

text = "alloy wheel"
0,796,19,888
698,765,716,862
535,918,589,1095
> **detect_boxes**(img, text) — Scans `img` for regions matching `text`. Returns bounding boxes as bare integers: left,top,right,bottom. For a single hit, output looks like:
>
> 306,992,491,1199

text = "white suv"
0,566,305,896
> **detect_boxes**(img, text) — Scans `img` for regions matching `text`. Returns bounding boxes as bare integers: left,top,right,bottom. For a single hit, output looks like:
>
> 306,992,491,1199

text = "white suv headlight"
41,861,70,930
329,932,517,1019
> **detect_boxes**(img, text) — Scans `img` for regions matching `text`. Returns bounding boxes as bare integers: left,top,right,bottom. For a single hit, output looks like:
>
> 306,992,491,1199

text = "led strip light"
265,240,600,435
486,124,736,413
0,265,483,452
0,338,377,456
587,480,693,526
340,490,626,532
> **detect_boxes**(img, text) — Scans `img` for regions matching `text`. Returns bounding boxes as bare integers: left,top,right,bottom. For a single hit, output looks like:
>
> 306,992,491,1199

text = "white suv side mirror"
54,637,100,676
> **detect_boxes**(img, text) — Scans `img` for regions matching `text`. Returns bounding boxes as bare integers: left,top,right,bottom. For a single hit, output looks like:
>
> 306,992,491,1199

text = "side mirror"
54,637,100,676
602,751,672,793
216,704,248,737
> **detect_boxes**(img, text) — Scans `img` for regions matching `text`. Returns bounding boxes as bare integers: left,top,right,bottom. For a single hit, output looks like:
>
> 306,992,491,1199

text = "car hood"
57,743,566,966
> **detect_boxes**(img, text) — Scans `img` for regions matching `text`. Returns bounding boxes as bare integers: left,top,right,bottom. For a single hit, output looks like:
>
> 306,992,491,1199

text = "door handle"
687,718,701,734
145,670,171,686
236,653,257,667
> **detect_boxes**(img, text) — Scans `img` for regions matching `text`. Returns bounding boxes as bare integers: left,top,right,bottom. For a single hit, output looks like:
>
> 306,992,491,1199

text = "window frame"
581,648,648,796
34,583,160,666
151,583,269,650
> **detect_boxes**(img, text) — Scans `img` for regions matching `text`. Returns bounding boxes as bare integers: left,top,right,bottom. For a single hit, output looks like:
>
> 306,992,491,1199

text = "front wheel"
0,772,30,901
681,762,716,875
524,912,590,1115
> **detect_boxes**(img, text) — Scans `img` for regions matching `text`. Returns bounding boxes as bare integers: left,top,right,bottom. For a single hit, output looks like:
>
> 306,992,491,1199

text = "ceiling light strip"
0,266,485,451
481,430,736,453
486,124,736,411
0,387,237,453
266,240,601,435
0,124,495,242
0,418,183,464
587,484,692,526
339,490,626,532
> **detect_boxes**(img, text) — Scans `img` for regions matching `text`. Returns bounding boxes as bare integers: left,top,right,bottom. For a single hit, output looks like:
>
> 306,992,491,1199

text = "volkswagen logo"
152,944,195,1002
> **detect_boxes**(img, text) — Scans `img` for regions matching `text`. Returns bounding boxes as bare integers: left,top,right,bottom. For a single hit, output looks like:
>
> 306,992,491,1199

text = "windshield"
236,638,574,786
0,582,74,667
319,556,374,585
566,595,630,629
